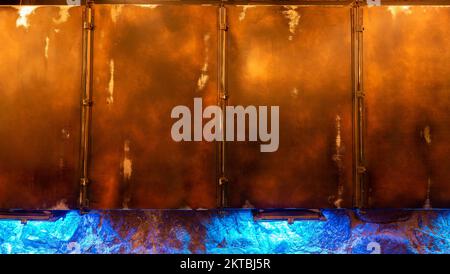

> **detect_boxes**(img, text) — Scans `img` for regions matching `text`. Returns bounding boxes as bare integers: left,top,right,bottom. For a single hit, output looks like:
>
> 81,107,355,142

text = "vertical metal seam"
79,0,95,211
351,1,367,208
217,4,228,208
358,3,367,208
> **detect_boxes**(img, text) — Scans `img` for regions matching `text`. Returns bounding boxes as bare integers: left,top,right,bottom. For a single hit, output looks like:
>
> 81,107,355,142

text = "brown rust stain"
227,6,353,208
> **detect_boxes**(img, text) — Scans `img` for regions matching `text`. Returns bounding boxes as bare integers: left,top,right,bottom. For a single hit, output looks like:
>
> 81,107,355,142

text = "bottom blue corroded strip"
0,210,448,254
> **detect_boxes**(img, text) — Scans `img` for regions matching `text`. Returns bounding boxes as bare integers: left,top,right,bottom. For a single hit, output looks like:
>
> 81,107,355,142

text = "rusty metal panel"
364,7,450,208
0,6,82,209
227,6,353,208
90,5,217,209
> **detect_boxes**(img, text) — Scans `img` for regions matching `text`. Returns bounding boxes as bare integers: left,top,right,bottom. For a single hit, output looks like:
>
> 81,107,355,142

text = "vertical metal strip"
217,4,229,208
351,1,367,208
79,1,94,210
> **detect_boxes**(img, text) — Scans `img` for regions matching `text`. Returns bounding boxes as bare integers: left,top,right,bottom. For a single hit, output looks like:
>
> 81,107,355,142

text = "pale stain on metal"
15,6,38,29
45,36,49,59
238,6,255,22
123,140,132,181
110,5,123,24
197,33,210,91
423,126,432,145
50,199,69,210
282,6,301,41
53,6,71,25
135,5,159,9
291,87,299,98
387,6,412,19
335,115,342,150
107,59,114,105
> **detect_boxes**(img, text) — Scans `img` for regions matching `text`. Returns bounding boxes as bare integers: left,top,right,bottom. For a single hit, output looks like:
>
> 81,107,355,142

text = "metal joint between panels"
351,3,367,208
217,5,229,208
79,1,95,211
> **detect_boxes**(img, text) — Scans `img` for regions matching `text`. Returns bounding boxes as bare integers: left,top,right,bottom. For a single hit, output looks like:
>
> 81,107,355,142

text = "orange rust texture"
227,6,353,208
0,5,448,210
90,5,217,209
0,6,81,209
364,7,450,208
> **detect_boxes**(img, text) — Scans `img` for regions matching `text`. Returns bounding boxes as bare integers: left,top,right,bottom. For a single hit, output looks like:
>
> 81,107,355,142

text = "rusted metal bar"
351,1,367,208
0,210,66,224
253,209,326,224
361,0,450,5
79,1,94,211
217,5,228,208
0,0,351,6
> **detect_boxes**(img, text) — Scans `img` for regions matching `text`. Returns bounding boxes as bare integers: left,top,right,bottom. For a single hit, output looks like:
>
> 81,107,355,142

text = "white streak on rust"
107,59,115,105
282,6,301,41
388,6,412,19
197,74,209,92
123,140,132,181
135,4,159,9
239,6,255,21
197,34,210,91
336,115,342,150
333,115,344,208
16,6,38,29
45,36,50,59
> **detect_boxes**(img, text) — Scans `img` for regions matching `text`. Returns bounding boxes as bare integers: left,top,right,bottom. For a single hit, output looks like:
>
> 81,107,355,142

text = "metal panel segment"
0,6,82,209
226,6,353,209
90,4,218,209
364,6,450,208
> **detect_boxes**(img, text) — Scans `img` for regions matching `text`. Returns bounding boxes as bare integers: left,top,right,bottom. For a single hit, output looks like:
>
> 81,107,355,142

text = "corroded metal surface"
227,6,353,208
364,7,450,208
90,5,217,209
0,4,448,210
0,6,82,209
